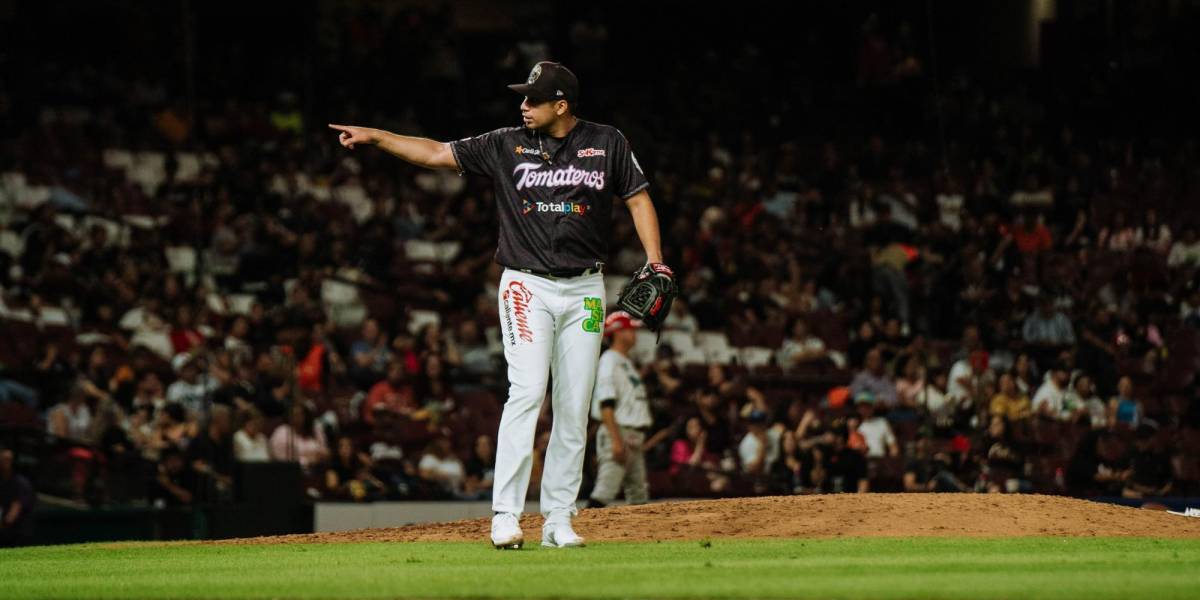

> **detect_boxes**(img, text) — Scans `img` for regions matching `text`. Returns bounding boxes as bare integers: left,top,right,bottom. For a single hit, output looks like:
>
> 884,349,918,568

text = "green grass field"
2,537,1198,599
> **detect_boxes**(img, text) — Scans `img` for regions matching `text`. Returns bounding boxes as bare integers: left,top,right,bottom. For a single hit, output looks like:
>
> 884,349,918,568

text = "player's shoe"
541,521,586,548
491,512,524,549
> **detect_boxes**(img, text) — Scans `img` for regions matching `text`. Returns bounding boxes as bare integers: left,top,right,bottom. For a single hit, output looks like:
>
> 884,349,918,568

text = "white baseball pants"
590,426,649,505
492,268,605,522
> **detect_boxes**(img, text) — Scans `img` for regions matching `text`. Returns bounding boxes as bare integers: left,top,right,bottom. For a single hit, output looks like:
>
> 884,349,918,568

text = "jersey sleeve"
610,131,650,200
449,128,507,177
590,353,619,421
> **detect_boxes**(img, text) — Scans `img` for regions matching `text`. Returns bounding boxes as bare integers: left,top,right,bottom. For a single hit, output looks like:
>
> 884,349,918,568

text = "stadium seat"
660,330,697,355
164,246,197,274
407,309,441,335
0,231,22,259
739,346,774,370
632,329,658,364
696,331,735,363
403,240,438,262
677,346,708,366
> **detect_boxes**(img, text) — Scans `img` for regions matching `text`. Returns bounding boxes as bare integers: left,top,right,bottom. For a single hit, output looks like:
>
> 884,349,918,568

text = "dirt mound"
226,494,1200,545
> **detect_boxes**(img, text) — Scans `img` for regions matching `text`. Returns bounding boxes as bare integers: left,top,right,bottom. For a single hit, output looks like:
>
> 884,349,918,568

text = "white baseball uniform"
589,348,653,505
449,118,649,524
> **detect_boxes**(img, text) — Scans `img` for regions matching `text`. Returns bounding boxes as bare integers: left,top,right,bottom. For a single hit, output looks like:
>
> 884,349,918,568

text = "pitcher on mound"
330,61,669,548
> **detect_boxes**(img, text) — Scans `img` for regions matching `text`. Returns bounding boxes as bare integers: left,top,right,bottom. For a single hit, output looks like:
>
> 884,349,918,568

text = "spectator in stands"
826,419,869,493
325,437,385,502
350,318,391,390
1167,226,1200,269
894,356,926,409
778,319,828,370
131,372,166,415
1066,430,1130,496
871,236,915,330
1135,209,1171,254
1012,352,1037,396
455,320,494,377
463,434,495,500
1122,425,1173,498
414,354,455,417
915,369,952,428
989,372,1031,423
169,305,205,355
662,298,699,334
223,316,253,366
93,399,134,462
1032,364,1072,421
983,417,1027,493
269,403,329,470
47,381,93,442
855,393,899,459
1078,306,1118,396
166,352,214,419
1065,374,1106,429
1023,296,1076,350
417,436,465,497
31,344,74,411
146,402,194,462
1011,211,1053,257
738,409,782,476
363,360,417,426
706,364,739,399
415,323,461,370
849,348,898,407
776,429,805,493
1108,376,1142,429
233,408,270,462
1098,211,1137,252
692,387,733,460
670,416,729,493
0,446,35,547
126,405,157,458
903,438,970,492
642,345,684,405
947,350,992,412
187,405,235,500
77,346,117,404
847,321,877,370
152,447,196,507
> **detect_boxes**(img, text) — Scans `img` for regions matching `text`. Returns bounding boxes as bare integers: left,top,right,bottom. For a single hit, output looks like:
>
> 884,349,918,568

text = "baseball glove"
616,263,677,332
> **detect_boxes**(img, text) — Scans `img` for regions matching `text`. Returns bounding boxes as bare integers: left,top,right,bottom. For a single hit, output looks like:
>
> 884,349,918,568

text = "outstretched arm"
625,190,663,263
328,124,458,170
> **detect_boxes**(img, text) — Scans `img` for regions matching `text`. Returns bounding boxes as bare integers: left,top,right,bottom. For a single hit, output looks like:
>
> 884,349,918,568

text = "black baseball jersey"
449,120,649,273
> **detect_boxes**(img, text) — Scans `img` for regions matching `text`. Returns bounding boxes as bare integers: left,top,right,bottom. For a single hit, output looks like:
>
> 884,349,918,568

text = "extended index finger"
327,124,351,132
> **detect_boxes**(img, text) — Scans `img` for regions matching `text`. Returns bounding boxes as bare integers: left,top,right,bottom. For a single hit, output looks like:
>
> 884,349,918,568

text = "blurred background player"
329,61,667,549
588,312,653,508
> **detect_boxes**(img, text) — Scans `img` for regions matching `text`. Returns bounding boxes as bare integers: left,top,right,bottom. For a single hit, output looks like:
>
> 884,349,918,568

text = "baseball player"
587,311,653,508
329,61,669,549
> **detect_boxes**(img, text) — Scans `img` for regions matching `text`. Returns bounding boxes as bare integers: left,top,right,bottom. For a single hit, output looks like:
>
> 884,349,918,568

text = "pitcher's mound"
233,494,1200,545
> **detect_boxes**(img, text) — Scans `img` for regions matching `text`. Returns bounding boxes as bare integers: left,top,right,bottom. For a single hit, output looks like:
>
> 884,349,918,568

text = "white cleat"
541,522,586,548
491,513,524,549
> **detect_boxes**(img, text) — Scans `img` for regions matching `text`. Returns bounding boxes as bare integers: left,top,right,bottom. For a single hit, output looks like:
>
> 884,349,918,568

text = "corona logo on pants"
503,280,535,344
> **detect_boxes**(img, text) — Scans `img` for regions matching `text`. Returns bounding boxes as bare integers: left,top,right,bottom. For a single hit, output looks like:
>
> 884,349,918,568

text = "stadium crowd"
1,4,1198,518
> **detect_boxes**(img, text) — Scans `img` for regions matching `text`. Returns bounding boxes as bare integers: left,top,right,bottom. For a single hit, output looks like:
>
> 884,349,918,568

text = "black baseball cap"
508,61,579,104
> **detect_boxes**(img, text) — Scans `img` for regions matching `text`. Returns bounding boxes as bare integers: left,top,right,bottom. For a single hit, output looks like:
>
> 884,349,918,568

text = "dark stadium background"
1,0,1199,545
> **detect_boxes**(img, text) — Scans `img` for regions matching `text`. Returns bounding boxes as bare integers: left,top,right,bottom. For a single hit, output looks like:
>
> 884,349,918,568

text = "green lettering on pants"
583,297,603,333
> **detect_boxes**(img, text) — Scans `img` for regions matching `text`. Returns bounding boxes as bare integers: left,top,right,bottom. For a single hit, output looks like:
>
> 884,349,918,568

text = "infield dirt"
220,494,1200,545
